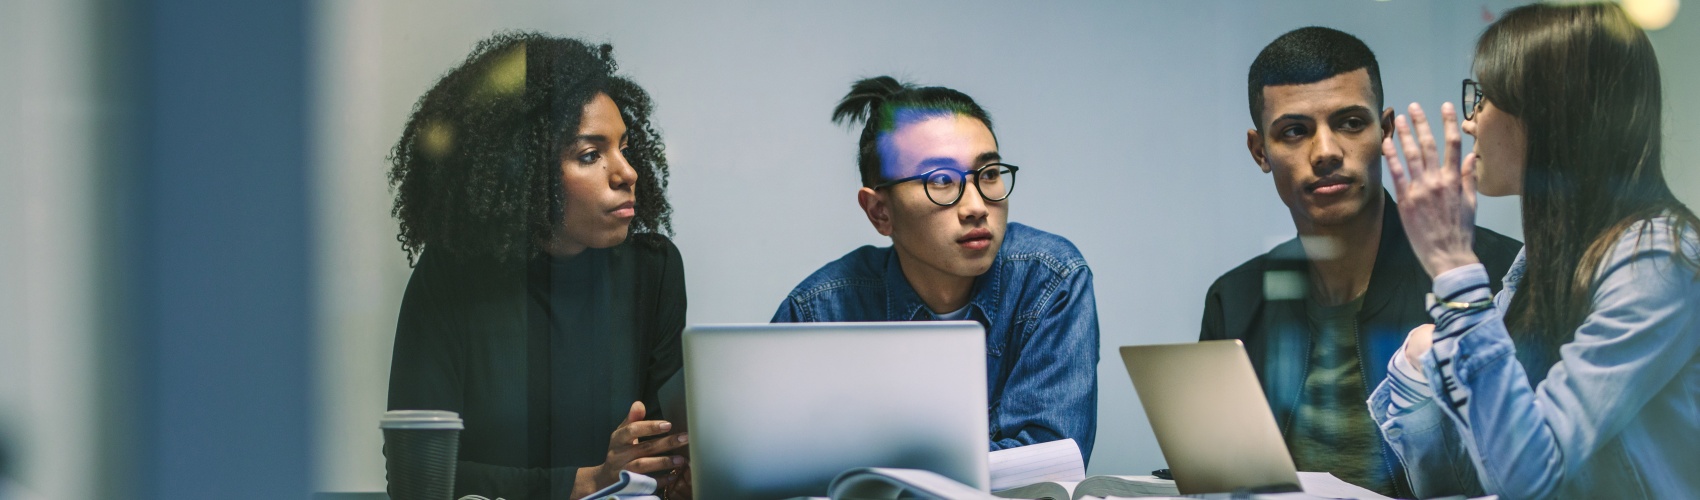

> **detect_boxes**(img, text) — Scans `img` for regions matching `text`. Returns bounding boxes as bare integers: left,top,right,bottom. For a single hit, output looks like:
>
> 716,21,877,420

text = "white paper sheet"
987,438,1088,491
1295,471,1391,500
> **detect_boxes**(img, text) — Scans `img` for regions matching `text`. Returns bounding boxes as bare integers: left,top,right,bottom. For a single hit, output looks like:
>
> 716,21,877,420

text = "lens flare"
1622,0,1680,30
482,45,526,96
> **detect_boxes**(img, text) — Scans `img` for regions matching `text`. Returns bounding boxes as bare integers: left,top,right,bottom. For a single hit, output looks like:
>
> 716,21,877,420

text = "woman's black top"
386,233,686,499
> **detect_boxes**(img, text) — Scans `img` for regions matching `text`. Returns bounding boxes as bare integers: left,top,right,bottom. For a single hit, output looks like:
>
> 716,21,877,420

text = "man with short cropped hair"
1199,27,1522,497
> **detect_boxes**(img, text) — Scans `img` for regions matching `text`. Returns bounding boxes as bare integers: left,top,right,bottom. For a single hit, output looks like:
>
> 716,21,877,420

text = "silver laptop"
683,321,990,499
1119,340,1302,495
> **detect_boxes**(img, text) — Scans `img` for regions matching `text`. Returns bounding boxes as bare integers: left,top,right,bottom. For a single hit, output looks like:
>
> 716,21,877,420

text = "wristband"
1426,292,1492,311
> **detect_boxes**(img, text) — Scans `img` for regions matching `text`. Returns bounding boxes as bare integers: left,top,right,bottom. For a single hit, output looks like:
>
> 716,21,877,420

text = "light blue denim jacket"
1370,217,1700,499
771,222,1100,461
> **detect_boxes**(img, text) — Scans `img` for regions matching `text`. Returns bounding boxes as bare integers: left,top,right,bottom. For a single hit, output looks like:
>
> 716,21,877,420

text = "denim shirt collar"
880,247,1004,324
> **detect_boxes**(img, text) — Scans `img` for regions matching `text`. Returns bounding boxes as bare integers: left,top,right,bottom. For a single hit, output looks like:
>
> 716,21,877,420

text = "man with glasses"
772,76,1100,459
1198,28,1521,497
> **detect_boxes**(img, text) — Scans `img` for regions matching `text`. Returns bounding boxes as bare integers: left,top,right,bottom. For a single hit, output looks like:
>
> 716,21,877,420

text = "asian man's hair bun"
829,76,994,188
832,76,911,127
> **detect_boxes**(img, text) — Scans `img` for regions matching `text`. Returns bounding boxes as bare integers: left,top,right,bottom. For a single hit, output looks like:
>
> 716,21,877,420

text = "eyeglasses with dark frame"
1462,79,1484,121
872,163,1020,207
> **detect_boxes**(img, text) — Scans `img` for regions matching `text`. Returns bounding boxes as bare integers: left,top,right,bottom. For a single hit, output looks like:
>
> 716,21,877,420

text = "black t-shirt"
386,233,686,499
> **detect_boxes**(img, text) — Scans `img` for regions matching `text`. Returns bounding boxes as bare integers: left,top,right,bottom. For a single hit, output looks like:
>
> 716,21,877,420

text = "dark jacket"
1199,193,1522,498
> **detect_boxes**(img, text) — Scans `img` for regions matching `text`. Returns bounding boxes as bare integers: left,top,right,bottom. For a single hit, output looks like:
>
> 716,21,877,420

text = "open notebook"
828,440,1399,500
987,439,1178,500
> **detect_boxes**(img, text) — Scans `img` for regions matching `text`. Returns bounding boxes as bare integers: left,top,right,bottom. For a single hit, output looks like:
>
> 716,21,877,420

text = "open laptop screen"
684,321,990,499
1120,340,1301,495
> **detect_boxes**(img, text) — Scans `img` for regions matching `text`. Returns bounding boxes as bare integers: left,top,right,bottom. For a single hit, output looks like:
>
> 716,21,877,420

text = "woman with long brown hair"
1372,3,1700,498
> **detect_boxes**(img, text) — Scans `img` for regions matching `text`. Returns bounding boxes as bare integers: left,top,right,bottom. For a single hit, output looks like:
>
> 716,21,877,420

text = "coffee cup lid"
381,410,464,430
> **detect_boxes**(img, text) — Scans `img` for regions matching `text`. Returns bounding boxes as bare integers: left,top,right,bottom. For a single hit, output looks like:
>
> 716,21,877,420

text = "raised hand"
1382,102,1482,279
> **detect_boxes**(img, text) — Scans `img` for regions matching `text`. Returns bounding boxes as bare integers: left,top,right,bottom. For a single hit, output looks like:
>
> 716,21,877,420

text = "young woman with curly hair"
1373,3,1700,498
384,33,690,500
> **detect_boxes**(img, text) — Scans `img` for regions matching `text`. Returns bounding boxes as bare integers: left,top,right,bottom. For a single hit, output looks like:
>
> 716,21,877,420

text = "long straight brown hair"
1474,3,1699,351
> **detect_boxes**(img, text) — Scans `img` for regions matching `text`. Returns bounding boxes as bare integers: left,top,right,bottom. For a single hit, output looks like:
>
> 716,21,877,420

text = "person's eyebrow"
913,151,1002,172
1329,105,1375,119
1271,113,1316,125
572,132,628,145
916,157,966,170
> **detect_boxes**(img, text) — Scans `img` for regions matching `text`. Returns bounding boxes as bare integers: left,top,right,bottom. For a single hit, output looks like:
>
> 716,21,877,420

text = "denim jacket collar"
881,245,1004,324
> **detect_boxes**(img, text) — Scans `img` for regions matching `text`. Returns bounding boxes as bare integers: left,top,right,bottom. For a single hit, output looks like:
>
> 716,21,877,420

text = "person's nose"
1310,127,1345,172
957,181,990,222
609,150,637,190
1462,114,1478,138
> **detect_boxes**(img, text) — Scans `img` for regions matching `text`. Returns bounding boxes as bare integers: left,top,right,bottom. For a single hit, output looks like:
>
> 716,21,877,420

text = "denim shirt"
771,222,1101,461
1370,216,1700,499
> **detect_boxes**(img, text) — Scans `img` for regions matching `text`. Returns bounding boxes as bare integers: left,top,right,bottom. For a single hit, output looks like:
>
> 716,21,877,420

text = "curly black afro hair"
388,32,672,265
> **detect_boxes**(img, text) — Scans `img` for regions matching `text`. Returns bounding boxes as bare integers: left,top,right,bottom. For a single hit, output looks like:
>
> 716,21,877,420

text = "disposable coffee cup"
381,410,464,500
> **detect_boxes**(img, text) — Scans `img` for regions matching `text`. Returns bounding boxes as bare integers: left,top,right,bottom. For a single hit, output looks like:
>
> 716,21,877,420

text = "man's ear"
858,187,894,236
1381,107,1396,141
1246,128,1271,174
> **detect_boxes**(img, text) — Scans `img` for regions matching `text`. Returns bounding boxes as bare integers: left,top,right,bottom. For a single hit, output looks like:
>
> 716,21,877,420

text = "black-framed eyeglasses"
872,163,1020,207
1462,79,1484,120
